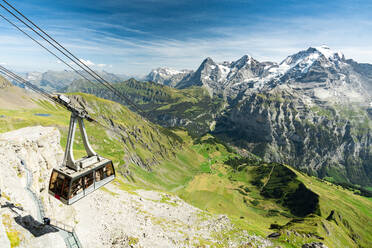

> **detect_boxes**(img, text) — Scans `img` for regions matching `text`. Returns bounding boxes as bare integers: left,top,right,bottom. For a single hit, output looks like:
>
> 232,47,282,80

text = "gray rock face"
176,55,271,98
214,88,372,185
302,242,328,248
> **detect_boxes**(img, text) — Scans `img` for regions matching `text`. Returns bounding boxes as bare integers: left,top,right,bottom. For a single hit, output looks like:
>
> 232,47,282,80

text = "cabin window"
49,171,58,192
95,163,114,182
83,172,94,189
61,177,71,199
49,171,65,196
105,163,114,177
49,171,71,199
70,178,84,198
95,168,104,182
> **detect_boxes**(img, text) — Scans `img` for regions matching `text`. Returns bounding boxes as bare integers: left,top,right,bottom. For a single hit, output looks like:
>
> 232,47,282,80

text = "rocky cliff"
214,88,372,186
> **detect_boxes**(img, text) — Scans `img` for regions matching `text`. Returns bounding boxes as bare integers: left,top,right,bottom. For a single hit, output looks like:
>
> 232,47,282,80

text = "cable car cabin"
47,97,118,205
48,158,115,205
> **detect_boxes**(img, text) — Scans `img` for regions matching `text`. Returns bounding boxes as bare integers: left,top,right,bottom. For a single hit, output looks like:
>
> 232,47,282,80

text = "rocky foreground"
0,126,272,248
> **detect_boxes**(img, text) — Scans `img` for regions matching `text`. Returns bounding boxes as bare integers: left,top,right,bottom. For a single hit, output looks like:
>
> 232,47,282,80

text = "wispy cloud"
1,0,372,75
79,59,95,67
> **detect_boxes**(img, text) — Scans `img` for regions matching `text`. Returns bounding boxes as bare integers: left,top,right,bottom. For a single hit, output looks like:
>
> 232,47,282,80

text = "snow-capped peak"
150,67,186,76
231,54,254,68
315,45,344,61
273,45,346,77
146,67,193,86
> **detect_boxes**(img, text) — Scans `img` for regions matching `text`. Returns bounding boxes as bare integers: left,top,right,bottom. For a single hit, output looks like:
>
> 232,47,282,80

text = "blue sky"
0,0,372,76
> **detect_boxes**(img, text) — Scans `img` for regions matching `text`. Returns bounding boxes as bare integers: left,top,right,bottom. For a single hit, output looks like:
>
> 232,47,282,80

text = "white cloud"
0,62,7,66
2,8,372,75
79,59,95,66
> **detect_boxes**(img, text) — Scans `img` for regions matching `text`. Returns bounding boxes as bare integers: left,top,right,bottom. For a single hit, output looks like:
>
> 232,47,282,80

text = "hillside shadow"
2,201,58,237
14,215,59,237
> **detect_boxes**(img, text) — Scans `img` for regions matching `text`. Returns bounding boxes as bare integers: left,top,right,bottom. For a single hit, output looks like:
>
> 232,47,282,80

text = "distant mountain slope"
0,75,40,109
12,70,129,92
214,89,372,186
146,67,193,87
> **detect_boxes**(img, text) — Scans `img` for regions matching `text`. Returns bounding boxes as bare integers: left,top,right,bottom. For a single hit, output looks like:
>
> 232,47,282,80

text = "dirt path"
261,164,276,191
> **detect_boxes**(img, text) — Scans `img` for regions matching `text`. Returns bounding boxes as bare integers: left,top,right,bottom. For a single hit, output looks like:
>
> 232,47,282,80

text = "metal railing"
51,219,74,233
19,157,82,248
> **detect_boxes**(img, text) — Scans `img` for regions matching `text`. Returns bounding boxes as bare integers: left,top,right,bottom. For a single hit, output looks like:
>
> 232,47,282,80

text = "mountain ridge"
146,46,371,106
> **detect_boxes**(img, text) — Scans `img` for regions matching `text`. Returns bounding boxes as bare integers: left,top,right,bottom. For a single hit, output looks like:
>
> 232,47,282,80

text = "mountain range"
146,46,371,106
65,46,372,188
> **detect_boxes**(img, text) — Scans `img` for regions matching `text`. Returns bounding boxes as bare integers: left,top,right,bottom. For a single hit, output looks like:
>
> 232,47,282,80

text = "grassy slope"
1,90,371,248
129,133,372,248
66,79,224,136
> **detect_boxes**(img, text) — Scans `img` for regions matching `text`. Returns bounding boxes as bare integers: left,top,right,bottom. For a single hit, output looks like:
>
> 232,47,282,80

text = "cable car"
48,95,116,204
49,158,115,205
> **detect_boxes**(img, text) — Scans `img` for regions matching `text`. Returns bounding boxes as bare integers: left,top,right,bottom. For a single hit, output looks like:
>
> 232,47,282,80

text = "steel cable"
0,0,146,117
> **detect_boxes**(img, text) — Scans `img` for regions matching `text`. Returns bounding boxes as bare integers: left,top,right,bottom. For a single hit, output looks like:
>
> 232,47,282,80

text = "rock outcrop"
302,242,328,248
0,75,12,88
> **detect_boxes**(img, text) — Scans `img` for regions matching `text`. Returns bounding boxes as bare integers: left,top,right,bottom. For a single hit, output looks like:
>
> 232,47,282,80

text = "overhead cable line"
0,0,146,118
0,3,120,100
2,0,124,99
0,13,102,90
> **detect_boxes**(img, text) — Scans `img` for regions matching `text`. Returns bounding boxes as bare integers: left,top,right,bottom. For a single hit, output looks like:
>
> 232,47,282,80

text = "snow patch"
217,64,231,82
315,45,344,60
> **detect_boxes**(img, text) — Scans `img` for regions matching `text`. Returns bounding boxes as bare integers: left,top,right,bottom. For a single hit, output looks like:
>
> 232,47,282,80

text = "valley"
0,78,371,247
0,0,371,247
